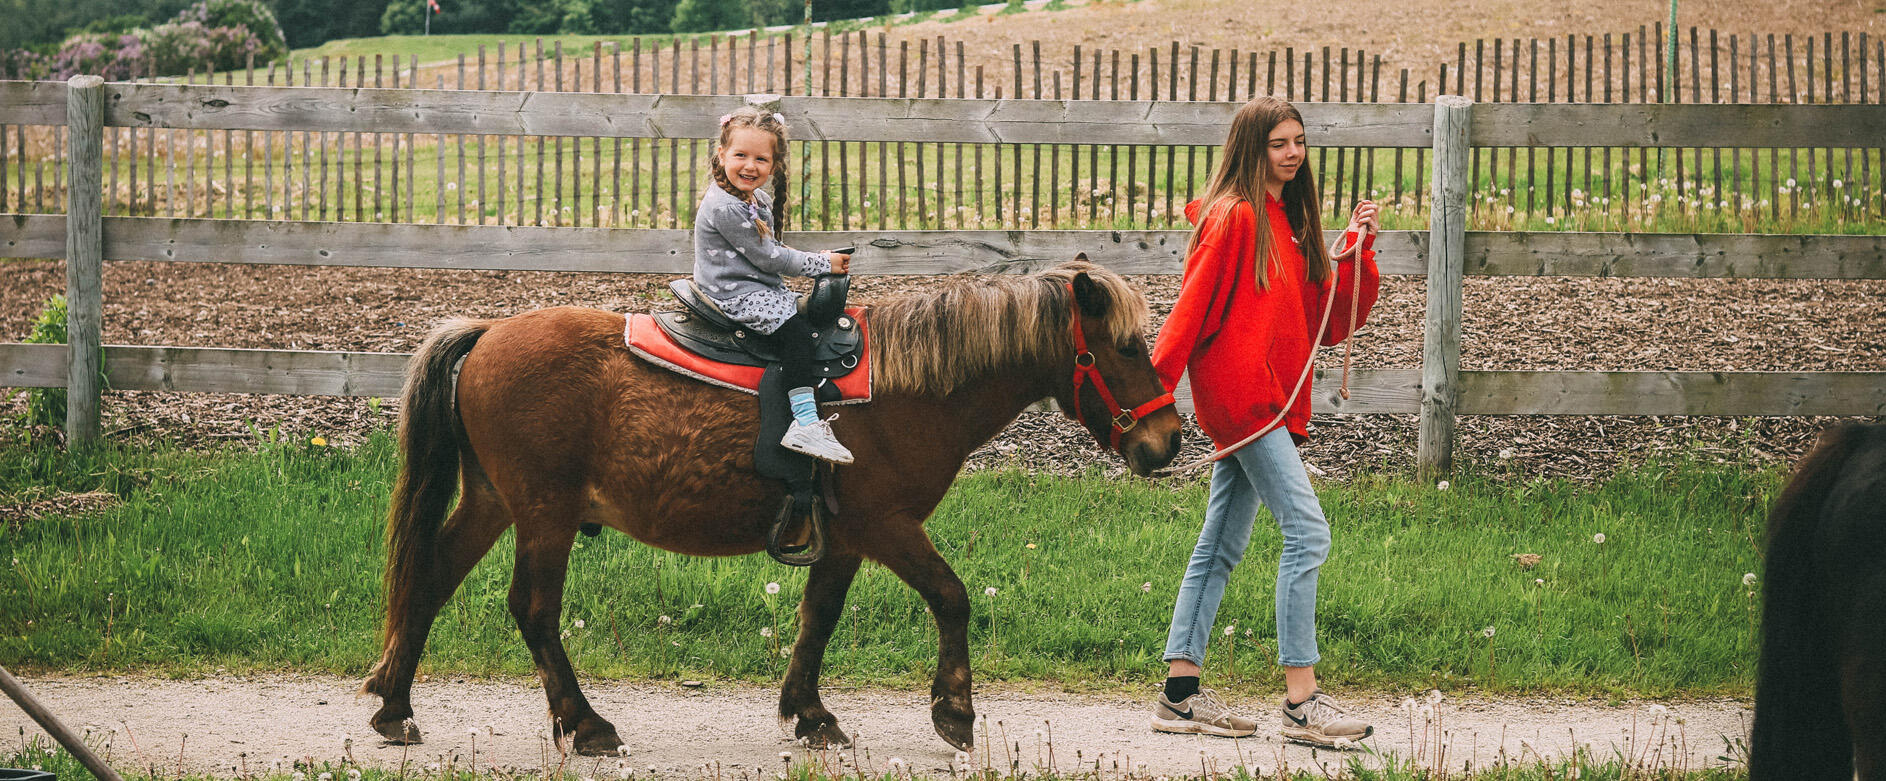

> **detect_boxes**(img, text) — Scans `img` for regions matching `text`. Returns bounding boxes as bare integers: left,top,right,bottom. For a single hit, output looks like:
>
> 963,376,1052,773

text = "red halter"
1065,282,1177,453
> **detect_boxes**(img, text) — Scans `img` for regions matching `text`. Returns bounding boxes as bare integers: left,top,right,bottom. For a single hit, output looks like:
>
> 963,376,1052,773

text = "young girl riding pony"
1150,96,1382,748
692,107,855,464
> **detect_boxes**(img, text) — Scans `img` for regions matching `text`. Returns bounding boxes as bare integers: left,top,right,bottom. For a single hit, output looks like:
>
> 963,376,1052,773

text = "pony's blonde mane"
869,262,1148,398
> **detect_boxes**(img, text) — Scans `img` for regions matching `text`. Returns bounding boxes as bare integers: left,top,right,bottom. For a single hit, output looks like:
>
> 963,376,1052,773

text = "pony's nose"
1167,430,1182,456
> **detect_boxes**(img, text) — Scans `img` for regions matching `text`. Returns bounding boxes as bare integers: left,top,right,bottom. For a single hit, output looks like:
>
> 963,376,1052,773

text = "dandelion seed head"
760,627,774,637
984,586,998,597
765,581,781,595
1437,480,1450,491
1593,533,1606,544
658,615,672,625
1481,625,1496,638
1141,581,1152,593
574,619,585,629
1742,572,1757,586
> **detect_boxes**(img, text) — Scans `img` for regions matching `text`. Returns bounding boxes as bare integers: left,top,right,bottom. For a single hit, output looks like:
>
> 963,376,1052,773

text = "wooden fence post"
1419,95,1471,479
745,92,784,118
65,75,106,445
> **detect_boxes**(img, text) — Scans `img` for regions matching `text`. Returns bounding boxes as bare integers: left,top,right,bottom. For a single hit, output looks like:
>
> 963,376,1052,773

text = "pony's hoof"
571,721,627,757
932,705,974,751
371,712,422,745
795,717,852,749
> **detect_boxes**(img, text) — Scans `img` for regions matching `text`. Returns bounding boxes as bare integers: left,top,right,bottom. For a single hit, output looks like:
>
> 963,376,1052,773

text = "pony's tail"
374,319,491,672
1749,424,1866,780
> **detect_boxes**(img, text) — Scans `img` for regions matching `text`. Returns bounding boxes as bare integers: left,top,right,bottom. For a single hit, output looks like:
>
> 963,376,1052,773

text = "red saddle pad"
624,309,873,404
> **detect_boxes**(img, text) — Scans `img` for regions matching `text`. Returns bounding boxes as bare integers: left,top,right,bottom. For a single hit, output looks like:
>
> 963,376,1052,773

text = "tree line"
1,0,959,55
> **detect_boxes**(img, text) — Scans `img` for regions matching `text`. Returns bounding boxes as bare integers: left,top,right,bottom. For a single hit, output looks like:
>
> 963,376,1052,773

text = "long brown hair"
709,106,793,235
1185,96,1330,290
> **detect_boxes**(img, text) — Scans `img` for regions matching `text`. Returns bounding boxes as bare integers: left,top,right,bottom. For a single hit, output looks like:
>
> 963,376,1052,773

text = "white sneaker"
780,417,855,465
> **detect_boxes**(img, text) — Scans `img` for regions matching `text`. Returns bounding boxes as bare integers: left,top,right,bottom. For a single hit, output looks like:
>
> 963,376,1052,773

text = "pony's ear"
1073,252,1089,262
1071,271,1108,318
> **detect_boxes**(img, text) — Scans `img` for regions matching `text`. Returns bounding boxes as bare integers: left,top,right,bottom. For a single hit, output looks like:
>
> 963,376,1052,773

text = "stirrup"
767,491,828,567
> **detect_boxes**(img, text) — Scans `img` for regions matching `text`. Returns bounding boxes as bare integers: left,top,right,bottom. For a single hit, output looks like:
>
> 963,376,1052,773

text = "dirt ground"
1,260,1880,481
10,674,1750,778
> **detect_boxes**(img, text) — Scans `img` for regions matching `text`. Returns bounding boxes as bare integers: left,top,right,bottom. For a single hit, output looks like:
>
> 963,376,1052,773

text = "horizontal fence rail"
6,82,1881,147
8,216,1884,279
4,343,1880,418
2,78,1882,476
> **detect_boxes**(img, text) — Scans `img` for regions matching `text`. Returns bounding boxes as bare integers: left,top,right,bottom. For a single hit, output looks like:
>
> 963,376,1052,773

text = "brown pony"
359,261,1182,755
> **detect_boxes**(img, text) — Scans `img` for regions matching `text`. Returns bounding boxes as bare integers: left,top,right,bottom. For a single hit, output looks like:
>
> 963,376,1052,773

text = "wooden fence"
2,78,1884,475
2,26,1882,237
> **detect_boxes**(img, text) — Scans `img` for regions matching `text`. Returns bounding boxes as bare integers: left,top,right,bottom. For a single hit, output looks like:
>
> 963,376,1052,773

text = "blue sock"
788,387,819,426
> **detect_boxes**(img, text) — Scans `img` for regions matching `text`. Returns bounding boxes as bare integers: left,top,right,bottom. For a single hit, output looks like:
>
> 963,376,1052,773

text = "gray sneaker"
780,417,854,464
1280,692,1373,748
1151,688,1258,738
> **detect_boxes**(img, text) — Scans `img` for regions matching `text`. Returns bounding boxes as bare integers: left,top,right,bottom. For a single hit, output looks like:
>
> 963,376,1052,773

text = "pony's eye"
1117,343,1142,358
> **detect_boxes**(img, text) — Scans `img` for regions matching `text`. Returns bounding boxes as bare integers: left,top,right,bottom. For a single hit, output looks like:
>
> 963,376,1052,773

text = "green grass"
0,429,1774,698
291,34,722,68
19,128,1876,236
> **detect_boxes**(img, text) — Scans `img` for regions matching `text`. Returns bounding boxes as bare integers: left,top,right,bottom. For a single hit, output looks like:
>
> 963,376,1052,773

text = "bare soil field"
888,0,1886,92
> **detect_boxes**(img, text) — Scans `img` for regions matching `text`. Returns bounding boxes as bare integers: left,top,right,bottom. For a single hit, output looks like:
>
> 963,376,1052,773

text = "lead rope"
1155,225,1373,477
1334,225,1370,400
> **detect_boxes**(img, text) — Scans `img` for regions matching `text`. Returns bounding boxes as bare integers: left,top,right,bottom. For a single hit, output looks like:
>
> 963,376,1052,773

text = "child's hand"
1347,200,1380,234
826,252,851,274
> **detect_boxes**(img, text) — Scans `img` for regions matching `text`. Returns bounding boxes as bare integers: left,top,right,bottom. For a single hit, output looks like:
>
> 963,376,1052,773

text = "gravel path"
11,674,1748,778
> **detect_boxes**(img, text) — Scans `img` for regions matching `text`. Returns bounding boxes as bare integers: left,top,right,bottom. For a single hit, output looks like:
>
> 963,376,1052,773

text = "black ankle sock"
1164,675,1200,703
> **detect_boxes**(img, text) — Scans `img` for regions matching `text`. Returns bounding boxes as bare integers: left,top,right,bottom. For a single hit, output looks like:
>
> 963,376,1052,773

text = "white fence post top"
67,74,104,89
1436,95,1473,109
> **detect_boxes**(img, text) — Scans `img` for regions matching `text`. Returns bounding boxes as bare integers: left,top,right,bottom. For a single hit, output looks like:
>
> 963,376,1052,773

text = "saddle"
655,275,866,402
622,274,867,568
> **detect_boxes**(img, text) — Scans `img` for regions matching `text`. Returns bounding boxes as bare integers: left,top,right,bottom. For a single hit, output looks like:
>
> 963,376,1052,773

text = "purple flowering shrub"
181,0,288,60
45,33,146,80
0,48,49,80
0,0,286,81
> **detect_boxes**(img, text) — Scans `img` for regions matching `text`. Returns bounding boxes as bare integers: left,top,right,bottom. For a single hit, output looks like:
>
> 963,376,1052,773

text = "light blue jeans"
1163,428,1331,668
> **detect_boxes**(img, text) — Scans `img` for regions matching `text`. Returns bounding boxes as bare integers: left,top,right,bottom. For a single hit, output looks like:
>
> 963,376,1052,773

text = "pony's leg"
778,552,863,747
873,530,975,751
1844,620,1886,780
364,481,512,743
508,515,623,756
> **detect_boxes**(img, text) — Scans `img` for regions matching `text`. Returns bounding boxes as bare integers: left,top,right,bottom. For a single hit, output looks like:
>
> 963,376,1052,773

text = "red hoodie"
1151,195,1381,449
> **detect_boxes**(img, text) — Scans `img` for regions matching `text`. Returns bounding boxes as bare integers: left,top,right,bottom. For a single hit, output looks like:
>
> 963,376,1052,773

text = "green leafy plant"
19,294,70,428
11,294,108,431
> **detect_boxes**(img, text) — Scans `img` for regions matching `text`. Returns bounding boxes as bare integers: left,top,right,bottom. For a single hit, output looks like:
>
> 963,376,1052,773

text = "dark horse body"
359,263,1181,754
1751,423,1886,780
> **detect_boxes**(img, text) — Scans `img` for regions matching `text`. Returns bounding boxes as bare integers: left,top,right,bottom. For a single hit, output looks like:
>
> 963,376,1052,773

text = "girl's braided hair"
709,106,792,237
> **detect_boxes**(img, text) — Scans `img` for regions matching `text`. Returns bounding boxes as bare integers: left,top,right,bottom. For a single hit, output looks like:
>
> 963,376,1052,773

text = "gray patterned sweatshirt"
691,185,830,334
